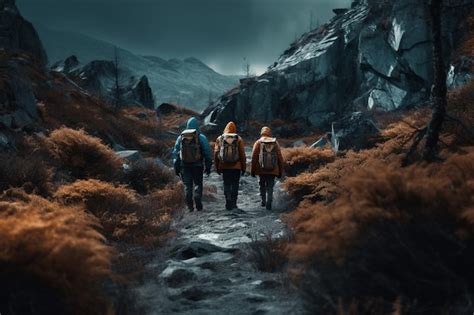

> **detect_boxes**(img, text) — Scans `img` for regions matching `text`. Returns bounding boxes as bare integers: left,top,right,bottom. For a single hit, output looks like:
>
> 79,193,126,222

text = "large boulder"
132,76,154,109
0,0,47,65
333,112,380,151
203,0,472,135
448,56,474,90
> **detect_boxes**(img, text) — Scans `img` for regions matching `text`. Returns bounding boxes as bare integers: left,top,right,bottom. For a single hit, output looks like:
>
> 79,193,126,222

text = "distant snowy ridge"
36,25,240,111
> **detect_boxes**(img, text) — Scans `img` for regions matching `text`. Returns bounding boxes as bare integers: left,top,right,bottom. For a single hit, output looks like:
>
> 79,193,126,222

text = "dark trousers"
182,165,204,210
259,175,276,205
223,169,241,209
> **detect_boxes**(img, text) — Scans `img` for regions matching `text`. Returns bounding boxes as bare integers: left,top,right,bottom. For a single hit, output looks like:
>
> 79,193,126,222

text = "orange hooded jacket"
214,122,247,172
251,127,284,177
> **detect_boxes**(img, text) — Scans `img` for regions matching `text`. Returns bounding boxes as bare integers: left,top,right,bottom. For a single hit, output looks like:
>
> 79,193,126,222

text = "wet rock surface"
204,0,472,134
133,171,302,315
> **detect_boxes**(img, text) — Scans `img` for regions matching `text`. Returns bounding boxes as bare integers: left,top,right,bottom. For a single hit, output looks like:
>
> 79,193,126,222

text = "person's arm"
276,141,284,178
251,141,260,176
214,137,221,174
200,134,213,174
172,136,181,175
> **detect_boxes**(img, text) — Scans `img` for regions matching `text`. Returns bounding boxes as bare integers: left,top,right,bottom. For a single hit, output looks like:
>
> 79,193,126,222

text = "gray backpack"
259,138,277,170
219,133,240,163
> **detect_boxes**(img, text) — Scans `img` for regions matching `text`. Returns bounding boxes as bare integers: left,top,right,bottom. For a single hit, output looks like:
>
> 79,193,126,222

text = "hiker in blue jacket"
173,117,212,212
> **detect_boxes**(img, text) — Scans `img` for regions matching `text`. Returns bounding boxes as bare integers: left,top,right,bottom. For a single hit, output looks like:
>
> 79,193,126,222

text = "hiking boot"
195,199,203,211
266,203,272,211
225,203,233,211
261,200,266,207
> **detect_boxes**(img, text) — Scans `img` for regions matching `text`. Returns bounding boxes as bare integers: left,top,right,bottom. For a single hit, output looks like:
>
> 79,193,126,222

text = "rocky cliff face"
0,0,47,65
53,57,155,109
204,0,473,130
0,52,39,133
0,0,48,149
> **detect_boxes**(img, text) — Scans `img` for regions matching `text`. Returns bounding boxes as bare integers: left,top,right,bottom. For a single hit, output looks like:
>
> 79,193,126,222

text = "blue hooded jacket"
173,117,212,170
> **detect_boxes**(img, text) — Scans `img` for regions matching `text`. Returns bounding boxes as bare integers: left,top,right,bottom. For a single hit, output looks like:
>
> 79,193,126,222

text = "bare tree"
111,46,123,112
423,0,447,160
242,57,252,79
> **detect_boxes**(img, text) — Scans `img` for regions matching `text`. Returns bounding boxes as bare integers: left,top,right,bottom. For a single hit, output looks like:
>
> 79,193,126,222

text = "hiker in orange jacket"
214,122,247,210
251,126,284,210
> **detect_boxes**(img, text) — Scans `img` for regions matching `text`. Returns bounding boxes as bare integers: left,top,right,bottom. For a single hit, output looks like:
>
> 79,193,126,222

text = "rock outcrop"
0,52,43,150
0,0,48,150
132,76,154,109
0,0,47,65
53,57,155,109
204,0,473,130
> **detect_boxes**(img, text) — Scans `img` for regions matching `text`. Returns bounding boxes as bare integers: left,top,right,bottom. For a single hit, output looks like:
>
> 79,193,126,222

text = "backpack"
219,133,240,163
259,138,278,171
180,129,202,163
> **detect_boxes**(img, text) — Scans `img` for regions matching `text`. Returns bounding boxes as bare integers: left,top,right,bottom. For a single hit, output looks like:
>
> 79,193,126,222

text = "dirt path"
133,156,302,314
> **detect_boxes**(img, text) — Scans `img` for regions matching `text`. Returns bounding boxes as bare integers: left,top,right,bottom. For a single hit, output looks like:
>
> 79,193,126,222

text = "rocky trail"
133,155,302,315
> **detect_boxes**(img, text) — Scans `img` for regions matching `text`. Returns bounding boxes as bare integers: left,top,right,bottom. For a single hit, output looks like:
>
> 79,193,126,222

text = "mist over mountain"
37,25,239,111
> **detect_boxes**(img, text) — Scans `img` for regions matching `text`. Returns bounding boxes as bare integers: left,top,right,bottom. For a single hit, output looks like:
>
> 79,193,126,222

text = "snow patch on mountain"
36,25,240,111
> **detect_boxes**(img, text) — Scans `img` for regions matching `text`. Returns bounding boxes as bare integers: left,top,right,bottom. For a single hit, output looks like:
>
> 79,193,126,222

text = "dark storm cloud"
17,0,350,74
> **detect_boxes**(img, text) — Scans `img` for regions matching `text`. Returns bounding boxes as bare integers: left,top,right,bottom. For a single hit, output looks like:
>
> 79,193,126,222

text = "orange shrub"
446,79,474,145
37,74,166,155
44,128,123,180
283,111,432,203
0,189,114,315
55,180,184,247
284,148,402,203
286,149,474,313
202,184,218,202
282,147,335,177
54,179,137,216
0,153,53,196
102,183,185,246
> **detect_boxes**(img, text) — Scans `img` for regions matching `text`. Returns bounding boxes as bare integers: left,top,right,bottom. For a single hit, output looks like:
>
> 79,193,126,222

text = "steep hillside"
0,1,189,313
204,0,473,131
36,26,239,111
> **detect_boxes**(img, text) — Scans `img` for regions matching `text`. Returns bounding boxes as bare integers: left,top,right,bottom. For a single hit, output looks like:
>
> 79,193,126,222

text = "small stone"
164,269,197,288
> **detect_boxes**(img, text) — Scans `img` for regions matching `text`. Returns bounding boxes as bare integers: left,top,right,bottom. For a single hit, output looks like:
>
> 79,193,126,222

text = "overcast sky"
17,0,350,75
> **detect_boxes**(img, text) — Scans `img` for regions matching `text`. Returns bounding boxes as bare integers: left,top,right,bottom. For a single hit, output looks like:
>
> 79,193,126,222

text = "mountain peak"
184,57,208,67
